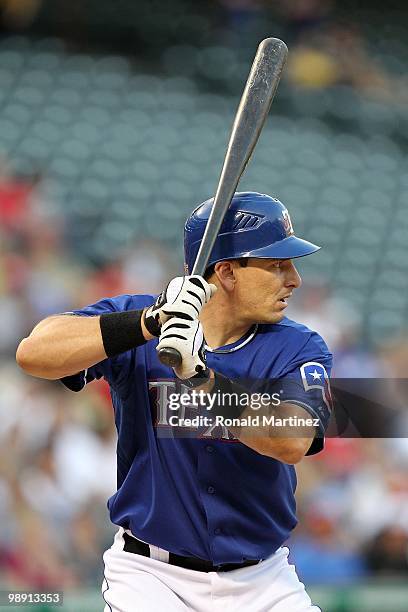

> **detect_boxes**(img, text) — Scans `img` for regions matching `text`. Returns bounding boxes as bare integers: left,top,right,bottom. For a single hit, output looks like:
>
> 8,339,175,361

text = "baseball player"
17,192,332,611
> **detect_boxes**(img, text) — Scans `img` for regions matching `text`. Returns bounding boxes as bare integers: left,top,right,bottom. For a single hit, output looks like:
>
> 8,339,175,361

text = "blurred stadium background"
1,0,408,610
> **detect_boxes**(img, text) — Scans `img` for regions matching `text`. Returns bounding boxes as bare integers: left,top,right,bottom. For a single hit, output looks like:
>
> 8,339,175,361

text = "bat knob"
158,347,183,368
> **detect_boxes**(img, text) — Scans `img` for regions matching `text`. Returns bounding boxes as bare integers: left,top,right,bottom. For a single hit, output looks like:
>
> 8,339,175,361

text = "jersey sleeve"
60,294,154,392
277,332,333,456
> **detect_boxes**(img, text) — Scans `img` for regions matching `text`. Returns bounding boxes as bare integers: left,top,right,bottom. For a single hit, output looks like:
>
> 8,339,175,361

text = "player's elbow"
275,443,307,465
16,338,32,371
16,337,56,379
250,438,308,464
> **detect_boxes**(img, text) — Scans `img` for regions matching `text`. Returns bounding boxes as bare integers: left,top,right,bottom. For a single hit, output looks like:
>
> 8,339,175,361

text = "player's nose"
285,261,302,289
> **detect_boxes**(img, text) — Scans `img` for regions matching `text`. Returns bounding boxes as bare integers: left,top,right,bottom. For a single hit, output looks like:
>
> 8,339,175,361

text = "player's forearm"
16,315,108,379
198,372,315,463
16,309,155,380
16,307,156,380
225,403,315,463
231,428,314,464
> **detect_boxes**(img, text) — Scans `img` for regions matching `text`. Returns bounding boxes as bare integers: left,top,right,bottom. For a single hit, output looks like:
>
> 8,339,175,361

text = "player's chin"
259,310,285,324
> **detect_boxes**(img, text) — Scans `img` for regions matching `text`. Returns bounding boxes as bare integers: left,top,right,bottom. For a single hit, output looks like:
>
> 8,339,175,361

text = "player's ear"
214,261,236,291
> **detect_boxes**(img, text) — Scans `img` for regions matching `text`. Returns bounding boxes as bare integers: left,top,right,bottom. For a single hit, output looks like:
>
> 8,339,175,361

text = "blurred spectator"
380,335,408,379
364,526,408,576
288,43,339,88
290,509,366,585
287,21,401,103
288,281,385,378
0,160,35,234
1,510,77,588
276,0,333,37
0,0,43,30
65,500,115,585
217,0,265,35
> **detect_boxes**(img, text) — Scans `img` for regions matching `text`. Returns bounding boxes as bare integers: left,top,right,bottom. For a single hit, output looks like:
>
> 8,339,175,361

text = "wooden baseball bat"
158,37,288,367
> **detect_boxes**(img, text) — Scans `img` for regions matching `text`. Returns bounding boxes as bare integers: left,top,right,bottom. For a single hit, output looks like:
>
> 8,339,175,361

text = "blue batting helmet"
184,191,320,274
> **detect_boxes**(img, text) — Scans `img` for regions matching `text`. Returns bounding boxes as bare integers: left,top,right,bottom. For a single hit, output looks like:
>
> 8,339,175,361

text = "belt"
123,532,261,573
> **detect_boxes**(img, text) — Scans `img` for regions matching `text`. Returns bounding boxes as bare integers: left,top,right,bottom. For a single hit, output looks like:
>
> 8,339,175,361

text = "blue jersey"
62,294,332,565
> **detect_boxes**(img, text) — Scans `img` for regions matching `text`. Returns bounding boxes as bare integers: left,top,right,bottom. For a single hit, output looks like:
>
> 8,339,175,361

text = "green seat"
0,50,25,70
144,213,179,241
368,310,406,338
129,160,160,183
371,290,406,309
162,76,196,94
59,71,89,89
80,106,110,127
19,137,50,160
399,175,408,189
28,52,61,70
119,109,152,130
143,142,173,163
42,105,72,125
87,88,121,111
70,122,100,145
325,168,360,190
294,149,328,171
94,72,127,90
48,157,81,179
163,45,199,77
330,150,364,172
119,180,152,201
0,68,15,88
360,188,393,208
109,200,144,222
287,167,322,189
307,226,341,247
87,159,122,181
51,88,82,108
96,55,130,74
336,266,373,288
170,161,201,184
62,54,95,72
197,46,238,80
0,118,20,143
14,86,45,106
20,69,54,89
159,180,193,208
78,178,110,200
60,139,91,160
31,121,61,144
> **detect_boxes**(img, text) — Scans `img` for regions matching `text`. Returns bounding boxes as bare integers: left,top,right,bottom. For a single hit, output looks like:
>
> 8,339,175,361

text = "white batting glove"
157,317,208,381
144,276,216,337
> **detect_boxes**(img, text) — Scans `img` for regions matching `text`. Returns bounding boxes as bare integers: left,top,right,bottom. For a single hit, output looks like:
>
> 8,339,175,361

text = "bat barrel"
192,37,288,277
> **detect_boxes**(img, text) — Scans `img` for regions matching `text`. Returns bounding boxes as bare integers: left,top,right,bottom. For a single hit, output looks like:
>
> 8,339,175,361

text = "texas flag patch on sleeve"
300,361,332,413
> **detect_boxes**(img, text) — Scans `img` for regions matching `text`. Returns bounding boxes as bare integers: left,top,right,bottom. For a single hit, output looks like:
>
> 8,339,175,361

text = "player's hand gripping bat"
158,37,288,368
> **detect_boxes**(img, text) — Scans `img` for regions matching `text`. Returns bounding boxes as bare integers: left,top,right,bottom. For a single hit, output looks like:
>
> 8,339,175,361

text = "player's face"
234,258,302,324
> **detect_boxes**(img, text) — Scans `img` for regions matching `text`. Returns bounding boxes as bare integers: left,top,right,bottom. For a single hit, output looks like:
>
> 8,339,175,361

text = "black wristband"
100,310,146,358
210,372,249,420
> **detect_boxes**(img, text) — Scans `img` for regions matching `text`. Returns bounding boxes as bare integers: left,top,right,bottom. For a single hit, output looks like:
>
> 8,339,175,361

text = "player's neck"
200,301,252,350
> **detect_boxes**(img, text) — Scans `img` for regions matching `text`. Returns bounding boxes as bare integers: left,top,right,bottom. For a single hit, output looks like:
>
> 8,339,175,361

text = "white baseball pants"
102,528,320,612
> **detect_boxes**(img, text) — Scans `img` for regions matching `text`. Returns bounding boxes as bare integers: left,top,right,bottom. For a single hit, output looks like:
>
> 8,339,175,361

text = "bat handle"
158,347,182,368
